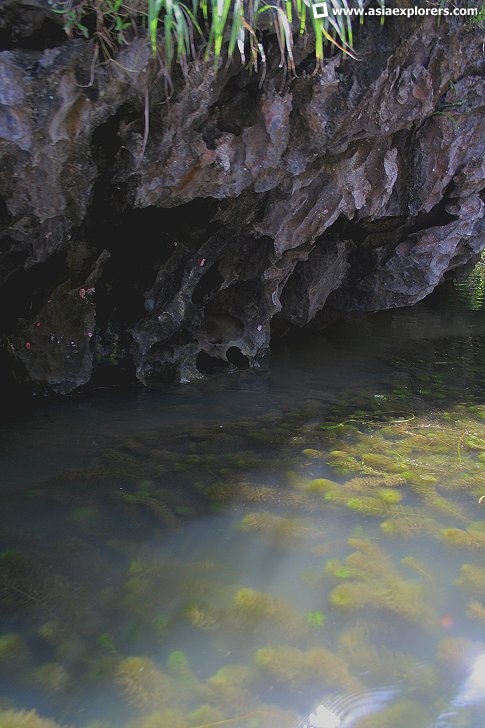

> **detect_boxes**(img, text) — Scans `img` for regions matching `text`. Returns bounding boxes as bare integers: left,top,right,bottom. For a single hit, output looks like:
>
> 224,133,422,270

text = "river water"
1,262,485,728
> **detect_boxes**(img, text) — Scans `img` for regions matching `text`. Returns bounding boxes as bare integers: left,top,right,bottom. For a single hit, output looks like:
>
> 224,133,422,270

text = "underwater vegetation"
327,538,436,627
0,633,30,674
112,651,298,727
121,481,179,527
337,623,437,692
33,663,70,694
435,636,479,672
455,564,485,595
254,644,360,693
0,710,67,728
125,710,190,728
116,656,187,713
231,587,303,632
184,584,311,646
465,600,485,625
238,511,311,546
2,337,485,728
380,514,441,538
441,527,485,551
124,706,295,728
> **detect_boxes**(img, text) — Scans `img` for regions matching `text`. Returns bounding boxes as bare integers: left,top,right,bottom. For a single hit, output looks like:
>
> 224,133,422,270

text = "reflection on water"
1,267,485,728
454,259,485,312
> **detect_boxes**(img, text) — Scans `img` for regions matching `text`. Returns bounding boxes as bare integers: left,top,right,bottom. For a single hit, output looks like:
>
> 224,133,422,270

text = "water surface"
1,262,485,728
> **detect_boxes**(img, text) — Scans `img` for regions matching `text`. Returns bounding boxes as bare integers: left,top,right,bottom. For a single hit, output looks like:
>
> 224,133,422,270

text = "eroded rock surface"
0,9,484,394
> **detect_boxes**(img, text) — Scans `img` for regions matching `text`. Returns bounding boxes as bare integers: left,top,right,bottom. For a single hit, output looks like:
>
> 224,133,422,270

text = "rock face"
0,5,484,394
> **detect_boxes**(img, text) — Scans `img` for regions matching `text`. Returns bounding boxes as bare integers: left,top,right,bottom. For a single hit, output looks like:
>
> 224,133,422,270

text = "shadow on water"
0,261,485,727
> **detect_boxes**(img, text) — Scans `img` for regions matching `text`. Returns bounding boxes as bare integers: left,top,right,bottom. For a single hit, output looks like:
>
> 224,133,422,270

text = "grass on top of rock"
52,0,368,74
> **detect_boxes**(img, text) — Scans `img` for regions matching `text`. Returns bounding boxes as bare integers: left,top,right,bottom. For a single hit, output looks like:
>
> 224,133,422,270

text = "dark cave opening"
195,351,229,375
86,106,221,334
412,187,459,233
192,265,225,305
272,191,464,347
226,346,250,369
0,196,11,233
0,252,68,333
201,73,263,144
331,192,459,250
0,13,66,51
90,199,221,333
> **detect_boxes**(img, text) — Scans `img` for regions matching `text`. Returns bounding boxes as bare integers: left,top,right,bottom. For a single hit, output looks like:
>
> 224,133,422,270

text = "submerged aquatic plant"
0,633,30,672
33,662,70,693
231,587,306,635
399,556,434,581
255,644,359,692
455,564,485,595
185,602,219,631
352,700,430,727
207,664,254,691
5,365,485,728
125,710,189,728
436,636,478,671
441,528,485,551
188,704,224,724
121,480,178,526
238,511,309,544
0,710,67,728
330,581,379,611
328,538,436,627
166,650,202,694
380,514,441,539
344,474,406,490
337,624,437,691
466,600,485,624
116,656,186,712
204,482,284,507
204,663,261,715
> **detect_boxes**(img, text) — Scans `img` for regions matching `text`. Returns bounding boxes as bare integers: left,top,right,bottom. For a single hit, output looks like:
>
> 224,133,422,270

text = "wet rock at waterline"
0,9,484,394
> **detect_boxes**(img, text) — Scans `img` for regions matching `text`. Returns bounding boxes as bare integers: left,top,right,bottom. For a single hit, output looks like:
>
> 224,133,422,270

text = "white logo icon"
312,1,329,18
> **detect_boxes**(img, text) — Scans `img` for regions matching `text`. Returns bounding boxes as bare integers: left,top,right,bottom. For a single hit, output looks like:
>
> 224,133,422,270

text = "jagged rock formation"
0,2,484,394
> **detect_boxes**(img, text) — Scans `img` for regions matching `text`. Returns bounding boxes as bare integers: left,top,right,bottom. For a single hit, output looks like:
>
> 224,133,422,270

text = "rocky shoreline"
0,1,484,394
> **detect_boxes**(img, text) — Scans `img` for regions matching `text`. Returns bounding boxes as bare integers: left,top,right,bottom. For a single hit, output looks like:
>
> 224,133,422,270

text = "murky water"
1,261,485,728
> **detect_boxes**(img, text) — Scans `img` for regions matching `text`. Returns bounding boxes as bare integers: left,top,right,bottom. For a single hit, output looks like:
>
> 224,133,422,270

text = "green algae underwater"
1,262,485,728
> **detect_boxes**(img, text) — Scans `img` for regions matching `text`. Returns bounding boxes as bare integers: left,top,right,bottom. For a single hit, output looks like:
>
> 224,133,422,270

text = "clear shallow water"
1,263,485,728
